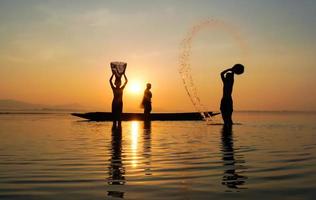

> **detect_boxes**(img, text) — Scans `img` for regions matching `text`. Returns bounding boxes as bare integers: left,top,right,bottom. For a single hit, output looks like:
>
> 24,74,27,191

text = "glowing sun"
128,82,142,94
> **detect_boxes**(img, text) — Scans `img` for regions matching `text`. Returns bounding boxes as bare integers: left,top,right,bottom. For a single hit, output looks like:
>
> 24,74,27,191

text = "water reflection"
107,125,125,199
221,125,247,190
143,120,152,175
131,121,139,168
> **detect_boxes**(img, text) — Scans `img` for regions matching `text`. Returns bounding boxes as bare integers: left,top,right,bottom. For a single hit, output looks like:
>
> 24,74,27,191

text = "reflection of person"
141,83,152,120
220,64,244,125
221,124,247,189
110,73,128,127
108,125,125,198
143,120,152,175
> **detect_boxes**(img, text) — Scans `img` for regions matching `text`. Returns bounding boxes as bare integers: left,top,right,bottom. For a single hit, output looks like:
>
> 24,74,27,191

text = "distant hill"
0,99,87,111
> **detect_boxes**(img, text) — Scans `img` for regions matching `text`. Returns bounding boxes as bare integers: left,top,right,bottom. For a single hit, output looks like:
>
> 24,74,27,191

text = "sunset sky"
1,0,316,112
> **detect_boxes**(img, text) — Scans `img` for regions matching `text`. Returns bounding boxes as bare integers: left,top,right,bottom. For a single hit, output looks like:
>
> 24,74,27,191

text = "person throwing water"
220,64,244,126
110,62,128,128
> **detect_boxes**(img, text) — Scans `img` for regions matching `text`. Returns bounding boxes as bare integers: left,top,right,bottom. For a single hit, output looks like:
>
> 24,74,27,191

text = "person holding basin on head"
110,72,128,128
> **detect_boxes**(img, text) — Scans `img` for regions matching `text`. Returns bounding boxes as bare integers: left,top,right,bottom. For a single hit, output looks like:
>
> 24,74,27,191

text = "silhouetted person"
108,125,125,198
221,124,247,189
110,73,128,128
220,64,244,125
141,83,152,120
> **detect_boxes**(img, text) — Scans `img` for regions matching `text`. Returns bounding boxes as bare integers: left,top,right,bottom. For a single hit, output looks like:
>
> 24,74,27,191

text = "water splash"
179,19,248,121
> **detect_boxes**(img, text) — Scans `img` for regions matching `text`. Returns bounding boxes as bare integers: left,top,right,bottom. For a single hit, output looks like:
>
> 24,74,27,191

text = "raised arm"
122,74,128,89
109,74,115,89
221,68,232,80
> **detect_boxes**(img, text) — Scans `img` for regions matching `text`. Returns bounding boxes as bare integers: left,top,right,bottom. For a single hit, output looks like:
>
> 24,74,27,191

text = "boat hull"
71,112,219,121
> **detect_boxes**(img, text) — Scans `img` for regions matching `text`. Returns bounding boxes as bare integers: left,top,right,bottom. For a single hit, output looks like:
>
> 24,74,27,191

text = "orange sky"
1,1,316,112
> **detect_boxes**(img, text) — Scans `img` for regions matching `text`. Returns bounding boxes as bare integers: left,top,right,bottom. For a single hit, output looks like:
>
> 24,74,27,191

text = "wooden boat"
71,112,219,121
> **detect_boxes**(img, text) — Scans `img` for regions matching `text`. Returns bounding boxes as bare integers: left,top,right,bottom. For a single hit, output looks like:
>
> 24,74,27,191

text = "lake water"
0,112,315,200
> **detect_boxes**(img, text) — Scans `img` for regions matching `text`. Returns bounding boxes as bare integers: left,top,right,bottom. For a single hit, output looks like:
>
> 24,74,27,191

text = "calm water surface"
0,112,315,199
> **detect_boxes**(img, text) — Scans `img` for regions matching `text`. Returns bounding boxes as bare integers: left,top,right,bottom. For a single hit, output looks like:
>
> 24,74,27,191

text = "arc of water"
179,19,248,121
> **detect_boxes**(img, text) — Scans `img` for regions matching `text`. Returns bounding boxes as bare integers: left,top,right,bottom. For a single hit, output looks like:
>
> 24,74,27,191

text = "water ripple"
0,113,315,199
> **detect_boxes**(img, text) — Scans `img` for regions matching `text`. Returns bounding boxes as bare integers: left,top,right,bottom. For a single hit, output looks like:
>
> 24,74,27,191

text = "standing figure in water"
110,73,128,127
220,64,244,125
141,83,152,120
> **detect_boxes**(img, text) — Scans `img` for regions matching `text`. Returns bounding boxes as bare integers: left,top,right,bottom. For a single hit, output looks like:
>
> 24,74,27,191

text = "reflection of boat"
72,112,220,121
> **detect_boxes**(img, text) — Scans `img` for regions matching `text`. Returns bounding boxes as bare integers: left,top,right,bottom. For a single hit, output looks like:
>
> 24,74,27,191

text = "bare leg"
222,111,233,125
117,118,122,128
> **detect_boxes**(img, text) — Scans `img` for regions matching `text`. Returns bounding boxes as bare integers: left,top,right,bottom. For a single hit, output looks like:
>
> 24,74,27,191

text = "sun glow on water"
131,121,139,168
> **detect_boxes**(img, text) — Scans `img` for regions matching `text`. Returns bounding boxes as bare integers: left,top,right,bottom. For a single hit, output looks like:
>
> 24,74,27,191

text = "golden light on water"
131,121,139,168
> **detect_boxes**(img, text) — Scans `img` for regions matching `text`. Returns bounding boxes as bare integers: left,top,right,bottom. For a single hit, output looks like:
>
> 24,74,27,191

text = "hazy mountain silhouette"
0,99,87,111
